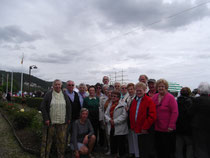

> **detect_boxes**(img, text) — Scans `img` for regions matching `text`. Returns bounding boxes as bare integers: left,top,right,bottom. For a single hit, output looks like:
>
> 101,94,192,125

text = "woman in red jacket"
129,82,156,158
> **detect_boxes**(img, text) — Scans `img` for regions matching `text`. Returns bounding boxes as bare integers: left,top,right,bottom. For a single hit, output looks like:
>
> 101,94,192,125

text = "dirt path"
0,113,37,158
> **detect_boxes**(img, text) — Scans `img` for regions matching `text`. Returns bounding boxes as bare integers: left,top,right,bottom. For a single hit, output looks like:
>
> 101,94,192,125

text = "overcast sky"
0,0,210,89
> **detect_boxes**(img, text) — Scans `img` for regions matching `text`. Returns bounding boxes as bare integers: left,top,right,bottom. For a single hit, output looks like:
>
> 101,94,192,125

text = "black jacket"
67,91,81,121
190,95,210,131
176,96,193,135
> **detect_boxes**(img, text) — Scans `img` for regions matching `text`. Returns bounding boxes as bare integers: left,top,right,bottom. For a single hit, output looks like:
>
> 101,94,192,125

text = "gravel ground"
0,113,37,158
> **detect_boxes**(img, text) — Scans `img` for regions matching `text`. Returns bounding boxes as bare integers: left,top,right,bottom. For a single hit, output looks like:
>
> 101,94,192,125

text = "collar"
136,95,143,101
89,96,96,100
53,90,62,94
67,90,74,94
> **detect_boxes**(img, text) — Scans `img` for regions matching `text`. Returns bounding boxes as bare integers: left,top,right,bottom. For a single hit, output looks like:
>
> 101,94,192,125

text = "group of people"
40,75,210,158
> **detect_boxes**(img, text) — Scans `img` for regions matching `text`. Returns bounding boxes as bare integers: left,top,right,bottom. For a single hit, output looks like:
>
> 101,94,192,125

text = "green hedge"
12,97,43,110
26,98,43,110
12,96,22,104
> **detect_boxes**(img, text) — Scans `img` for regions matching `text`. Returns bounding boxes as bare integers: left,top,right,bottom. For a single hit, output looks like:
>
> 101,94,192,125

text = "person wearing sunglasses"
105,90,128,158
65,80,81,147
95,83,103,98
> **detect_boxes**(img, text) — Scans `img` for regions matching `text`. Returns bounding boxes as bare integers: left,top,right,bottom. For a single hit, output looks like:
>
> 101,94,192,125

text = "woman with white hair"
40,79,72,158
190,82,210,158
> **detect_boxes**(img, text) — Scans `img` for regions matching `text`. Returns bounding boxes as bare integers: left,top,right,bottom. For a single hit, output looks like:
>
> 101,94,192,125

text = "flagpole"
20,65,23,96
6,73,9,94
20,53,24,97
11,71,13,95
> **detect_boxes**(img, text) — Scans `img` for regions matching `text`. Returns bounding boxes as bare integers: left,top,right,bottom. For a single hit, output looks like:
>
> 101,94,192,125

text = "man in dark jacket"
40,79,72,158
65,80,81,145
190,82,210,158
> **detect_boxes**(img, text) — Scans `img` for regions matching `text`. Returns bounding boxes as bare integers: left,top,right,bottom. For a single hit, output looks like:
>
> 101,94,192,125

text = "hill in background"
0,70,52,93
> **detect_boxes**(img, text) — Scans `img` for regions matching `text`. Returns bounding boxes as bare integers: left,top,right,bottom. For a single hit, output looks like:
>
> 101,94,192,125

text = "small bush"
13,109,37,129
30,113,43,138
2,103,19,116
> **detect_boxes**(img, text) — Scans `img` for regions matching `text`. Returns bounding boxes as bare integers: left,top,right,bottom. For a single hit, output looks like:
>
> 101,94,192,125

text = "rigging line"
79,1,210,51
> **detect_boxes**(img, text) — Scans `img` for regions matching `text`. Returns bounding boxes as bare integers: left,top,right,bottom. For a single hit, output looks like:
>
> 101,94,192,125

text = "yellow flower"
20,109,25,112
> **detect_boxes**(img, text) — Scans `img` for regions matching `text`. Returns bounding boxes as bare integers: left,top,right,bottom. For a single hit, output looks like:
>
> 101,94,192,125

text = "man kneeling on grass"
71,108,96,158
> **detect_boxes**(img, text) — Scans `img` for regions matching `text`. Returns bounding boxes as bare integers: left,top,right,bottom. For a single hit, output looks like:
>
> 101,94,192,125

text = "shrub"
11,96,22,104
26,97,43,110
11,97,43,110
2,103,19,116
0,101,4,107
13,109,37,129
30,113,43,138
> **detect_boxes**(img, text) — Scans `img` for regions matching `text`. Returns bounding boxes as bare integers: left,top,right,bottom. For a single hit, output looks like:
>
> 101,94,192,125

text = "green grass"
0,113,38,158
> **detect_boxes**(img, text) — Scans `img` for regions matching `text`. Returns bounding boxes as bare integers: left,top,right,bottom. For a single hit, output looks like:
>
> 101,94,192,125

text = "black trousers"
90,119,99,148
98,123,105,146
138,133,156,158
155,131,176,158
110,128,126,157
192,128,210,158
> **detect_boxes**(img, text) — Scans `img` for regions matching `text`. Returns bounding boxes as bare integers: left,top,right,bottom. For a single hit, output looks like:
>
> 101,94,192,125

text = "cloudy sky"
0,0,210,89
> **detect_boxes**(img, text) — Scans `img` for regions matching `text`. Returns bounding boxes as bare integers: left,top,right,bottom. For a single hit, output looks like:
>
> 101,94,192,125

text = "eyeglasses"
68,84,74,86
111,95,118,98
121,88,127,90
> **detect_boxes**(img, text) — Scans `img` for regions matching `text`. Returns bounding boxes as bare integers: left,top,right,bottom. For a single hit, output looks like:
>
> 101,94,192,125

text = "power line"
79,1,210,52
109,69,129,85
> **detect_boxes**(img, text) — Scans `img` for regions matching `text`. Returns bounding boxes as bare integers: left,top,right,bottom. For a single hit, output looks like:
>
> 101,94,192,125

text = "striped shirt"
50,90,66,124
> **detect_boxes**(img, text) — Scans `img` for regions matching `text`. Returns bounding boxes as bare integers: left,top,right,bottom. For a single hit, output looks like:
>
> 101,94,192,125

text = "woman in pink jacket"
152,79,178,158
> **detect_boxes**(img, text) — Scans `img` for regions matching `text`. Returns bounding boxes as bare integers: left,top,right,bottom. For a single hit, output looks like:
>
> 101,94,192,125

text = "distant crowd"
38,75,210,158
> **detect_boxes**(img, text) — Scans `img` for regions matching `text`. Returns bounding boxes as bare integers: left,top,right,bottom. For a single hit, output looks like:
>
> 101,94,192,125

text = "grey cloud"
31,53,71,64
30,49,88,64
145,69,163,75
128,53,153,60
27,45,36,50
88,70,102,75
196,53,210,59
94,0,210,30
1,44,22,50
0,63,28,74
126,67,161,75
62,49,80,57
0,25,42,44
